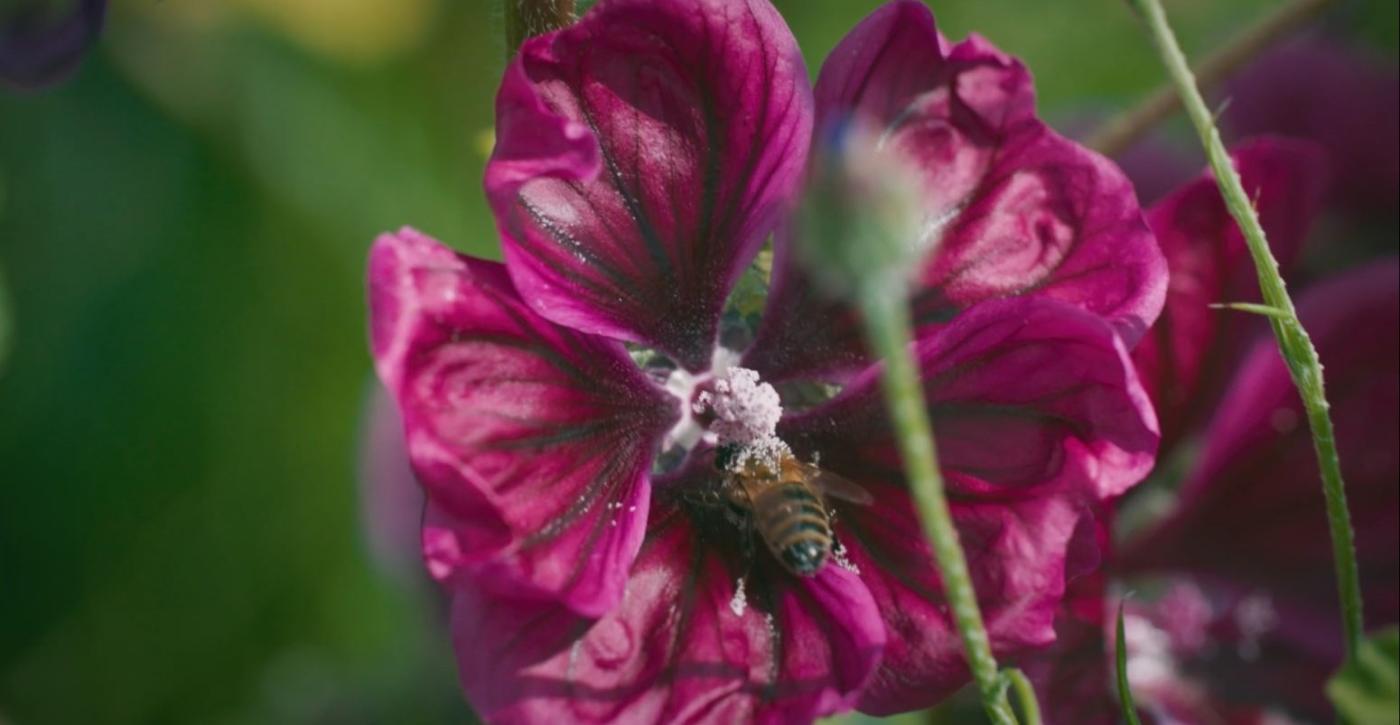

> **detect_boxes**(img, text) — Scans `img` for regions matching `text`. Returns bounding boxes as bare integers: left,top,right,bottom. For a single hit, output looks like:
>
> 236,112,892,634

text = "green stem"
1128,0,1364,661
857,289,1019,725
1003,668,1044,725
503,0,576,58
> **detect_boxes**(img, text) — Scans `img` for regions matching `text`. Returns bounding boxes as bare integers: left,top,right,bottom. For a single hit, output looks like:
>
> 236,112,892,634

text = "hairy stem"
503,0,576,58
1127,0,1363,661
858,289,1019,725
1088,0,1333,157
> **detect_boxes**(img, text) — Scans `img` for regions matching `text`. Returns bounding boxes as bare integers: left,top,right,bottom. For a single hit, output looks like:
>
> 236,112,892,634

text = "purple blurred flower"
0,0,105,91
357,387,428,586
1132,137,1328,448
1031,259,1399,724
368,0,1165,720
1226,36,1400,218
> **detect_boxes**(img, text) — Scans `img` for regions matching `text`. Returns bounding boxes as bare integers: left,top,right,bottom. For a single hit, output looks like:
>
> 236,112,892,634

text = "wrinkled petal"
451,493,884,724
368,228,679,616
746,1,1164,381
829,485,1090,714
0,0,104,91
1132,137,1328,445
810,0,1033,137
782,297,1158,503
485,0,813,372
1018,512,1121,725
1125,258,1399,624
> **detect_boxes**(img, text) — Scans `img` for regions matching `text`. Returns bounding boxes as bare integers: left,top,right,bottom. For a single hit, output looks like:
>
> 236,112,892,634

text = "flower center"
694,367,782,447
660,351,784,461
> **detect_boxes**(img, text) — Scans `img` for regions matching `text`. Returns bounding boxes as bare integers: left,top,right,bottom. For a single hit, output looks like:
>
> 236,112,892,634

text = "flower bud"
792,117,930,302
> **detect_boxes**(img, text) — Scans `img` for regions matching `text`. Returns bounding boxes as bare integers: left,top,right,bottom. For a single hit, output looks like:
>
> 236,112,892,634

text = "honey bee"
715,443,873,577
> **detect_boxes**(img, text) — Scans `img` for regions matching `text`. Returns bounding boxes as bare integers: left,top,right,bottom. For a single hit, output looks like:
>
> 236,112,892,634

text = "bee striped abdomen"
751,482,832,576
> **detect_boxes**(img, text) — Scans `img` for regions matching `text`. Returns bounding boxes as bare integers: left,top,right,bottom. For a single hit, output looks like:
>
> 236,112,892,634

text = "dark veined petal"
368,228,679,617
833,484,1089,714
781,297,1159,503
449,493,885,724
1131,137,1328,446
746,0,1165,381
1124,259,1399,644
0,0,105,90
485,0,813,372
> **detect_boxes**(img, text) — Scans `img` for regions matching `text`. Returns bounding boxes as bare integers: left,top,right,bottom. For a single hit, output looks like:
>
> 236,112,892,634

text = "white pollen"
832,541,860,574
696,367,782,447
726,435,791,474
729,577,748,616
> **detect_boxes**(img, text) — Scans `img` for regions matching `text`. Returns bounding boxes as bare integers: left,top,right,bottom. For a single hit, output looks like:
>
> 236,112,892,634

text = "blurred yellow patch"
240,0,439,64
131,0,440,65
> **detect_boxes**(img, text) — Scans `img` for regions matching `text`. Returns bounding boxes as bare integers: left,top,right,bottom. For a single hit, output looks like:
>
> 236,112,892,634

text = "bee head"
713,443,742,472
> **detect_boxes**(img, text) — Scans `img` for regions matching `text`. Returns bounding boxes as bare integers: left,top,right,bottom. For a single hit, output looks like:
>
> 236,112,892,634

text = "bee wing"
794,462,874,505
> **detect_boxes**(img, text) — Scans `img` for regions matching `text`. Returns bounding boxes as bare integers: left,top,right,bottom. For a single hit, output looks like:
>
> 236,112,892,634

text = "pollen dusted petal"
1131,137,1328,446
485,0,813,372
836,485,1089,714
771,297,1157,710
448,495,885,724
368,228,679,617
745,0,1166,381
781,297,1160,503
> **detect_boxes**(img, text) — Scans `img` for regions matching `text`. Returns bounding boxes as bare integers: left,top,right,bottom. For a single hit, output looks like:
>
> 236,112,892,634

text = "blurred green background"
0,1,1393,723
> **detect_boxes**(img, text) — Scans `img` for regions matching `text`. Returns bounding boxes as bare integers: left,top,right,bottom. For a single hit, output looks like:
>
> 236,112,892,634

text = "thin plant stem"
1126,0,1364,661
1088,0,1333,157
503,0,576,58
1003,668,1044,725
1115,602,1143,725
857,289,1019,725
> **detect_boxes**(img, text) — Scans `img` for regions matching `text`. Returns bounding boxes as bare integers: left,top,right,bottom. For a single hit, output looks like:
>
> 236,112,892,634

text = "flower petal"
782,297,1159,503
810,0,1033,135
1226,37,1399,216
746,2,1164,381
1131,137,1328,445
368,228,679,617
450,493,885,724
1124,259,1400,631
831,486,1090,714
485,0,813,372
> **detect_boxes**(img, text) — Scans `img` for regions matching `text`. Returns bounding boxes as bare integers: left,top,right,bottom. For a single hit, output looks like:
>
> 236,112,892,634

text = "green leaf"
1116,602,1143,725
1328,627,1400,725
1207,301,1290,318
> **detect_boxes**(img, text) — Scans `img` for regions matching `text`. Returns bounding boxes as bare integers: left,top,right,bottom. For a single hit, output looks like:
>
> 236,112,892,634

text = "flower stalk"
1088,0,1333,157
1126,0,1364,662
857,287,1019,725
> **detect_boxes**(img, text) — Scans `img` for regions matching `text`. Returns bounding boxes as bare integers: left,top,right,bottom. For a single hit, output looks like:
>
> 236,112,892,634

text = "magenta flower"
1130,137,1328,447
1226,36,1400,218
1118,260,1399,721
369,0,1163,720
1029,260,1399,724
0,0,105,91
